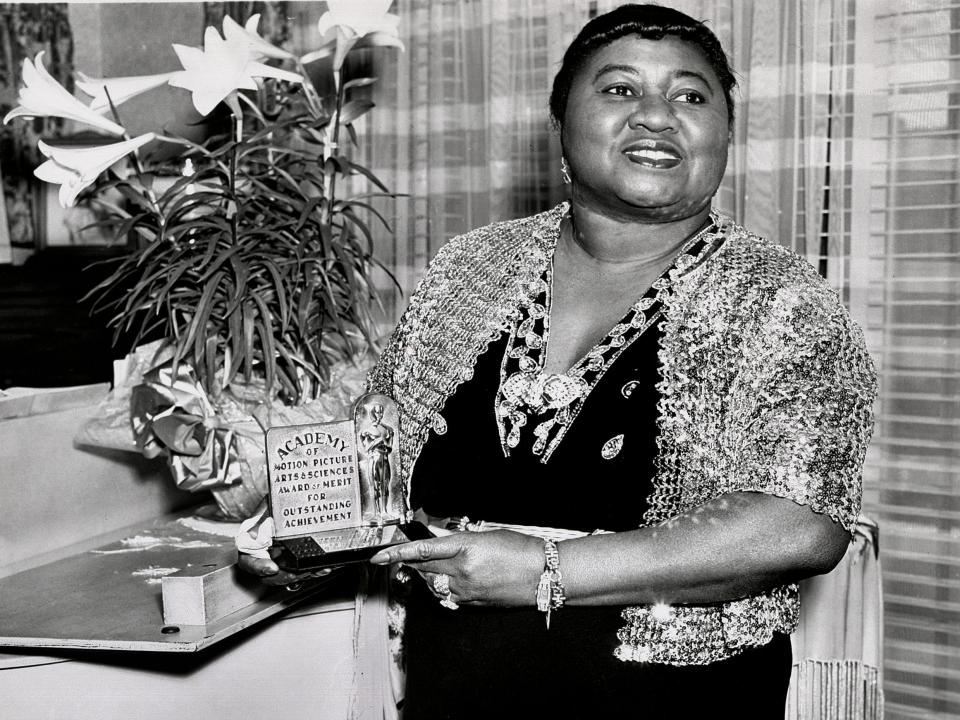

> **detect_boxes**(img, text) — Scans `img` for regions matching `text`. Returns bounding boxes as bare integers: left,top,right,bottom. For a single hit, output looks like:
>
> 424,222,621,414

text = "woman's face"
561,35,730,222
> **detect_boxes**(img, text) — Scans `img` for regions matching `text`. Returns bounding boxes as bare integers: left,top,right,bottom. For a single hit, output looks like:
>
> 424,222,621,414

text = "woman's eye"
673,91,705,104
603,85,635,97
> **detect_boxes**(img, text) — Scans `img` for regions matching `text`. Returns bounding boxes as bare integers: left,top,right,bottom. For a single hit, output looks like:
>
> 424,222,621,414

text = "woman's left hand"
370,530,544,607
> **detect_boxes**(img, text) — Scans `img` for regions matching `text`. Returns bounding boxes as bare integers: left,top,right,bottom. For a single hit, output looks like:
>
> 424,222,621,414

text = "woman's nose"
628,95,676,132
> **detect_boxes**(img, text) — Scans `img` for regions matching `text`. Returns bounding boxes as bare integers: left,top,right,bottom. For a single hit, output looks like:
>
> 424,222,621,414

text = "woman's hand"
370,529,544,607
236,547,334,588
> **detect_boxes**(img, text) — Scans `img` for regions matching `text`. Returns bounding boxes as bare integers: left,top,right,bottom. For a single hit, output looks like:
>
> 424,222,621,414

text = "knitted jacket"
367,203,877,665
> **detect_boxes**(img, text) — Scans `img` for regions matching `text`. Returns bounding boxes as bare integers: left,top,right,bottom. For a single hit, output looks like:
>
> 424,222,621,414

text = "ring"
285,582,303,593
432,573,451,596
432,573,459,610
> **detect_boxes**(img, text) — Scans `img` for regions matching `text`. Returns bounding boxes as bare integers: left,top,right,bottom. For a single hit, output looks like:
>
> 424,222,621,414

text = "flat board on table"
0,509,351,653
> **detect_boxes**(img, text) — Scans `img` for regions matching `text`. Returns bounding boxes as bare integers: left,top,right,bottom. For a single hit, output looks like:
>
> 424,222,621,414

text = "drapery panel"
852,3,960,718
308,1,956,717
0,2,73,263
356,0,581,319
355,0,863,317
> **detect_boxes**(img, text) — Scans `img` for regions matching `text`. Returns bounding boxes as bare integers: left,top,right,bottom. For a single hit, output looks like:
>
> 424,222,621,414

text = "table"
0,510,362,719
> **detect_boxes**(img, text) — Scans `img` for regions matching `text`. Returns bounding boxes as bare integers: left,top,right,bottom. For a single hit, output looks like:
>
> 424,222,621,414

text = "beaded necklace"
495,211,725,462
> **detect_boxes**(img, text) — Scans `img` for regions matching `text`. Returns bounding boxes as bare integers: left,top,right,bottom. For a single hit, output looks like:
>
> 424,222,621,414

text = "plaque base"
274,521,433,570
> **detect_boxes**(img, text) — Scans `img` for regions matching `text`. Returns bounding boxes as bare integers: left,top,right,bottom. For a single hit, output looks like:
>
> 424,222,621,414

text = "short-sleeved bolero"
368,204,877,665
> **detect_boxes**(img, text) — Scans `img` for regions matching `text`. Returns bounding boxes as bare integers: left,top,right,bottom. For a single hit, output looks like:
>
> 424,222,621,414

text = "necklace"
495,210,725,462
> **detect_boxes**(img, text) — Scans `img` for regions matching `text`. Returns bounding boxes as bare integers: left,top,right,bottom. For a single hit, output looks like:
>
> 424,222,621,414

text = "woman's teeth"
625,149,681,167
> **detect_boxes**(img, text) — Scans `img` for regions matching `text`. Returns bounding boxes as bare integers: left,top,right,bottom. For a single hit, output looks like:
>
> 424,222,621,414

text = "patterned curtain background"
0,3,73,262
357,0,583,313
352,0,856,319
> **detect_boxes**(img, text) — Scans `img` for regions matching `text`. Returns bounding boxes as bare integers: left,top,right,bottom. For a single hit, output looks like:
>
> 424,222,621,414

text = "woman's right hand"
235,502,331,587
237,547,334,587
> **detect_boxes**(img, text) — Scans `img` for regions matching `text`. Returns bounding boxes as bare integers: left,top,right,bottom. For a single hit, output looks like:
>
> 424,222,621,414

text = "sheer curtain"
347,1,957,718
358,0,858,314
354,0,588,320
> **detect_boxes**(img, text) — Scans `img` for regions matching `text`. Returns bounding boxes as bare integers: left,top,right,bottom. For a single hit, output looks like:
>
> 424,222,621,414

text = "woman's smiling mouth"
623,141,682,169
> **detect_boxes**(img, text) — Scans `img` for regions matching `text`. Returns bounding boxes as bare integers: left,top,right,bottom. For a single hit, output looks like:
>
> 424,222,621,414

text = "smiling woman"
238,4,878,718
560,35,731,223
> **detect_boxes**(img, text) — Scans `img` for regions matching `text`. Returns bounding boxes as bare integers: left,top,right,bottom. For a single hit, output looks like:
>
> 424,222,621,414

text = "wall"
68,2,208,144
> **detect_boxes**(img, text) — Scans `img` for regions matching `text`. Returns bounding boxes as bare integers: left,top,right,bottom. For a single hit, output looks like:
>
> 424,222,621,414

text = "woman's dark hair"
549,4,737,128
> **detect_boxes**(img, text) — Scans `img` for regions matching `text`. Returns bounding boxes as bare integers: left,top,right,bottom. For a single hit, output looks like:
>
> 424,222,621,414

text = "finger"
261,567,332,587
369,536,463,565
262,571,302,587
238,552,334,587
238,553,280,577
303,568,334,580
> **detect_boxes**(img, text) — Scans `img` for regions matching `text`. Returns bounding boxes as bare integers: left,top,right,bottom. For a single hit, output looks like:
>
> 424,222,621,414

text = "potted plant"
3,0,403,519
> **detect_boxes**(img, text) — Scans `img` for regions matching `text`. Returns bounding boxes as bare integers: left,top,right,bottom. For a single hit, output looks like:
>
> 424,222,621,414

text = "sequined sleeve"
625,229,878,666
717,261,877,531
366,235,466,397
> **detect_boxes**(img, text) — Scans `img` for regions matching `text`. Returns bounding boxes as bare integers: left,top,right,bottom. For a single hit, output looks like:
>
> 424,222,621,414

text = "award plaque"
266,393,431,570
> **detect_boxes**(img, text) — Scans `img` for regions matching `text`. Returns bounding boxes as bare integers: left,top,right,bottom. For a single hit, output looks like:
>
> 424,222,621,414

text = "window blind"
854,2,960,718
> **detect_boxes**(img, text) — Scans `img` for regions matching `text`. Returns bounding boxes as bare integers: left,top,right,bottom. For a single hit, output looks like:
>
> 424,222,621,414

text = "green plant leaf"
241,301,256,383
335,156,390,192
196,243,241,284
225,300,245,389
345,122,359,147
250,292,277,396
338,99,374,126
181,269,224,372
295,197,324,231
341,208,376,257
337,199,394,233
154,258,196,304
258,257,291,331
342,77,378,92
204,333,220,399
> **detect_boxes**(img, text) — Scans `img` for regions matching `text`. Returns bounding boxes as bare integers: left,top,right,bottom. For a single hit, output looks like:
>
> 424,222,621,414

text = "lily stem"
103,87,163,220
321,70,346,225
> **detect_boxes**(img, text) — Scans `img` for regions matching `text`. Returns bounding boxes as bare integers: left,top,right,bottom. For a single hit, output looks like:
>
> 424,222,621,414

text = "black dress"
401,315,792,719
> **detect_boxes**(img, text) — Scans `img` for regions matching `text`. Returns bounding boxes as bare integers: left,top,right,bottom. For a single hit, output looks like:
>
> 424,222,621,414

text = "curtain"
294,1,958,717
788,517,884,720
353,0,589,321
849,3,960,719
356,0,859,318
0,3,73,263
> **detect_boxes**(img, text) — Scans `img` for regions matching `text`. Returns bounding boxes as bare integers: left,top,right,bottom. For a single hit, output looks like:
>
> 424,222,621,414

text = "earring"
560,156,571,184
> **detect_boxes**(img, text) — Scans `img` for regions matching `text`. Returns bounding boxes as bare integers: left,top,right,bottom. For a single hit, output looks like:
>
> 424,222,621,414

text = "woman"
242,4,876,717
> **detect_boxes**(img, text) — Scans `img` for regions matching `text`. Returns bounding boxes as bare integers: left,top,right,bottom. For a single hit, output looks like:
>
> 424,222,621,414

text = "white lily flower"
169,25,304,116
222,14,295,61
311,0,403,70
3,52,125,136
76,71,177,113
300,30,405,67
34,133,156,208
317,0,400,40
